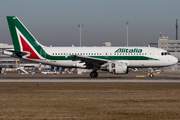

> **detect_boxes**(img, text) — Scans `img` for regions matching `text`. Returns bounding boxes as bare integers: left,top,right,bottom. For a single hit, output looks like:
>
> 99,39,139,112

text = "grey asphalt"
0,79,180,83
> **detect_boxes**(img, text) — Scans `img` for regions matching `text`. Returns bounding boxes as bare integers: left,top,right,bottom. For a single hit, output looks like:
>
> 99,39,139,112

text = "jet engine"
101,62,128,74
73,62,86,68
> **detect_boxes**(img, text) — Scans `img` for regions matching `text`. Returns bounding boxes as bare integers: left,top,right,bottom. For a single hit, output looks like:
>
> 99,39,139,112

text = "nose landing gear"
148,68,155,78
149,73,154,78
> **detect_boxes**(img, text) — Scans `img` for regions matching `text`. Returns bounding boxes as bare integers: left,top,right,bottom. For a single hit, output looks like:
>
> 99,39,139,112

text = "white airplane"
4,16,178,78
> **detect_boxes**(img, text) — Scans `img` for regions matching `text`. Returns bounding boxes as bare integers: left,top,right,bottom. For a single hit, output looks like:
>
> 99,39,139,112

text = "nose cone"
171,56,178,65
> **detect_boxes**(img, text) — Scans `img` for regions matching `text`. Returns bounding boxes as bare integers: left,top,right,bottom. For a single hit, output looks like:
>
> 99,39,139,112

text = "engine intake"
108,62,128,74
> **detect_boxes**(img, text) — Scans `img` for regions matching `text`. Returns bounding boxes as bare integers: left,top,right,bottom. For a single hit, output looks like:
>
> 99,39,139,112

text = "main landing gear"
90,66,99,78
90,72,98,78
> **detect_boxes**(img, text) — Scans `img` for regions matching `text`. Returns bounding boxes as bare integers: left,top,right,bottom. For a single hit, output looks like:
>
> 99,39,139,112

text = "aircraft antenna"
176,19,178,40
126,21,129,46
78,24,83,47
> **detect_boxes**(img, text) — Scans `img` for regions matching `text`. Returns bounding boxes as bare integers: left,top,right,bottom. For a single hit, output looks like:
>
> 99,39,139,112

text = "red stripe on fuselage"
20,35,40,59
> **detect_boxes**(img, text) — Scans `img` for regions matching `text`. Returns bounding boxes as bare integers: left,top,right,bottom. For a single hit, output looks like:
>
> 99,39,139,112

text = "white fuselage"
14,46,177,68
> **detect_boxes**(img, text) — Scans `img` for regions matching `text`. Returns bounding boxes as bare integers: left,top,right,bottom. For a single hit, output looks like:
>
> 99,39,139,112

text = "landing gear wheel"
95,72,98,77
90,72,98,78
149,73,154,78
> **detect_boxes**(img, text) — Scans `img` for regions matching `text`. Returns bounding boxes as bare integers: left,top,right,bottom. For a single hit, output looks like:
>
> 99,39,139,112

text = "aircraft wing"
72,55,108,69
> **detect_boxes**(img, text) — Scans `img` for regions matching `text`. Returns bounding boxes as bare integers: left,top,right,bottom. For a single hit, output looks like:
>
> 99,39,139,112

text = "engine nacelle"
108,62,128,74
73,62,86,68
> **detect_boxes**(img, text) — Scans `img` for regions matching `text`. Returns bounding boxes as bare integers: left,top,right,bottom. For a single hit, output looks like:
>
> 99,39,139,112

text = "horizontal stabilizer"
3,49,29,58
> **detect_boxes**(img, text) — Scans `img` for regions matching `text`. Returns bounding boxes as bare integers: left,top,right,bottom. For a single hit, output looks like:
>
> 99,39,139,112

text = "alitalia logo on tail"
115,48,142,53
6,16,46,60
15,27,41,59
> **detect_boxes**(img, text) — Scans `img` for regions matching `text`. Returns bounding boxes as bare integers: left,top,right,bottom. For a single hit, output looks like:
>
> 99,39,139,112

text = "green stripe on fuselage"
43,55,158,61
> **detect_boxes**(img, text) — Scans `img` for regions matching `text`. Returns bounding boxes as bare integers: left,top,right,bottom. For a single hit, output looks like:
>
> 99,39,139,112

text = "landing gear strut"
90,72,98,78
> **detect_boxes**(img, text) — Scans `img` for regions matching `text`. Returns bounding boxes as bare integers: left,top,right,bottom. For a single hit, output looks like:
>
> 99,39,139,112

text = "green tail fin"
6,16,43,59
7,16,42,52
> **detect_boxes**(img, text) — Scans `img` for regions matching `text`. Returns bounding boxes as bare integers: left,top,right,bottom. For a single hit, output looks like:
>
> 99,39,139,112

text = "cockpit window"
161,52,170,55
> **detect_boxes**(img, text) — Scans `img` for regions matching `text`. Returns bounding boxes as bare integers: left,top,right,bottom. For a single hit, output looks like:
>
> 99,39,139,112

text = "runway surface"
0,79,180,83
0,72,180,82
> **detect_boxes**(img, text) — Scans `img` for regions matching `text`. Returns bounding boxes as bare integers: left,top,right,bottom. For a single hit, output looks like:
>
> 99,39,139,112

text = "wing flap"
73,55,108,68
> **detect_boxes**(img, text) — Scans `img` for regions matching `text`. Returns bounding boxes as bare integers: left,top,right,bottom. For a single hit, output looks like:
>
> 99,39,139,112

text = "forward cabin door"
148,49,155,66
149,49,154,58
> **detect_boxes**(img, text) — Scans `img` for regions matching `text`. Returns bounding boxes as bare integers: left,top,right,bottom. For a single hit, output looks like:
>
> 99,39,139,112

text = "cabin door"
40,49,46,60
149,49,154,59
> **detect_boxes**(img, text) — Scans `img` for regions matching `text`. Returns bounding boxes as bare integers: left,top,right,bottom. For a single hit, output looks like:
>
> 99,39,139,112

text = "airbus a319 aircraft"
4,16,178,78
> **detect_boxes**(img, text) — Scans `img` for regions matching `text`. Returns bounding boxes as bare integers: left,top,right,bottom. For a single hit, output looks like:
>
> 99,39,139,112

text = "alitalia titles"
115,48,142,53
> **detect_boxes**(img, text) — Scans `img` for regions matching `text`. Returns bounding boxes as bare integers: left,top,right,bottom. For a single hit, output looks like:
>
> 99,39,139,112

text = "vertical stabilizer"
6,16,43,59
